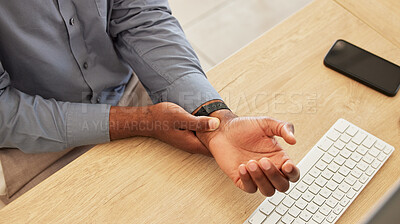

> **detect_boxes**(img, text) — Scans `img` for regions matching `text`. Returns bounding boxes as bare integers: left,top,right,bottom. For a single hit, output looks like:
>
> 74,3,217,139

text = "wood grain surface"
1,0,399,223
334,0,400,48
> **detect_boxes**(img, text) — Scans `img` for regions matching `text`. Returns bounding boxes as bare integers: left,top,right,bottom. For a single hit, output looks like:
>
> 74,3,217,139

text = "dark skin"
109,102,300,196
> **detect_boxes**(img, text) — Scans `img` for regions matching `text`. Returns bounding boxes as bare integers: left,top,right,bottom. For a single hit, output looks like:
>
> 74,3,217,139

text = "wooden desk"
334,0,400,48
1,0,399,223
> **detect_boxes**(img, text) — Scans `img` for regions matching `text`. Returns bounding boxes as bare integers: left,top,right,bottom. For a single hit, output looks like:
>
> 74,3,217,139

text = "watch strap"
194,101,230,116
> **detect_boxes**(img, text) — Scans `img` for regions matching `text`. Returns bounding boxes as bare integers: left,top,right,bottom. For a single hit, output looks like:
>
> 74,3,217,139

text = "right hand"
109,102,221,155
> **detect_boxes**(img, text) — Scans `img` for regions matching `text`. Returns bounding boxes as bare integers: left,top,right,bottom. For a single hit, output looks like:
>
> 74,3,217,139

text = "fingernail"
260,158,271,170
285,165,293,173
239,165,247,175
208,118,220,130
248,162,258,172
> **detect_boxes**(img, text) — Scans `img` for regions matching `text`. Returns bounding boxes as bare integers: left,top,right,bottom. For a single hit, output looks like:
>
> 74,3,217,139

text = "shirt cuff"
66,103,111,148
158,73,222,113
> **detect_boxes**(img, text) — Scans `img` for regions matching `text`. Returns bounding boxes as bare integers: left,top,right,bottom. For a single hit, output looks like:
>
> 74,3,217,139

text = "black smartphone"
324,39,400,96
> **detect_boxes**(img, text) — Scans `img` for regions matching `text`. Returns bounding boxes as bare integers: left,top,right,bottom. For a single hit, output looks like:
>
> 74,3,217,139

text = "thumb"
265,118,296,145
175,113,220,132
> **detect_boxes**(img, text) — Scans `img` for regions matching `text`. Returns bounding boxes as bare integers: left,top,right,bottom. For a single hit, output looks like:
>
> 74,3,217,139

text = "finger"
259,158,290,193
174,113,220,132
237,164,257,193
246,160,276,197
265,119,296,145
282,160,300,182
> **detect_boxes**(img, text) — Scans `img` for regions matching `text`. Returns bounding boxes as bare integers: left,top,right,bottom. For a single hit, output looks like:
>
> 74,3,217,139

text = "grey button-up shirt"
0,0,221,153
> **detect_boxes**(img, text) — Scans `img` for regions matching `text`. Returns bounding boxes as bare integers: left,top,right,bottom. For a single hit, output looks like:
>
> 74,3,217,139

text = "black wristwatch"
194,101,230,116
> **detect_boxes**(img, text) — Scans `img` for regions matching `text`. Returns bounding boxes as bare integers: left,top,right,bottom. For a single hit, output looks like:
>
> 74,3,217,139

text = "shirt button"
96,98,100,103
69,18,75,26
83,62,88,69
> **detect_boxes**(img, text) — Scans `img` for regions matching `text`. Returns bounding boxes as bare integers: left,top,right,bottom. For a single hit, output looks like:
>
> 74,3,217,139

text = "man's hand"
196,110,300,196
109,102,220,155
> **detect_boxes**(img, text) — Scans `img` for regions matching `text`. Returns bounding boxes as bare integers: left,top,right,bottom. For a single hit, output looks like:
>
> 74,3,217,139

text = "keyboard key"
322,154,333,163
362,136,376,148
281,214,295,224
350,152,362,162
318,139,333,151
332,191,344,201
371,160,381,169
334,140,345,150
315,160,328,171
340,148,352,159
338,166,350,177
344,159,356,169
320,188,332,199
352,131,366,145
374,140,385,150
383,146,394,155
288,206,301,217
326,213,337,223
333,155,346,165
249,212,266,224
353,181,363,191
327,163,340,173
346,141,357,152
290,189,301,200
312,212,326,223
282,196,295,208
345,175,357,186
299,210,312,222
363,154,374,164
377,153,386,162
264,212,281,224
335,119,349,133
326,180,338,191
296,182,308,193
327,129,340,141
269,193,285,206
313,195,326,206
346,126,358,136
339,183,351,193
357,161,369,171
359,174,369,184
347,189,356,199
339,197,350,207
332,173,345,184
315,176,328,187
368,147,380,157
302,174,315,185
302,191,315,202
276,204,289,216
259,201,275,215
319,204,331,216
306,202,319,214
340,133,351,143
328,147,340,157
309,168,321,178
365,166,374,176
308,184,321,195
295,198,307,210
326,198,338,208
351,168,363,179
322,169,334,179
357,145,368,155
333,204,343,215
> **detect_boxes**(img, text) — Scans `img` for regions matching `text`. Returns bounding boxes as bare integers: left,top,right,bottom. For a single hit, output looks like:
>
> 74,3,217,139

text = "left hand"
196,110,300,196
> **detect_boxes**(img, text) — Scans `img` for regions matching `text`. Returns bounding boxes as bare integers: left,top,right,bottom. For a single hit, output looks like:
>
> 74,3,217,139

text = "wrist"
196,109,237,149
109,106,154,140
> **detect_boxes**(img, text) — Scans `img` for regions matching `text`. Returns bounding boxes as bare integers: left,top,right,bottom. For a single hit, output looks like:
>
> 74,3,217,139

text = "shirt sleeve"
109,0,222,113
0,61,110,153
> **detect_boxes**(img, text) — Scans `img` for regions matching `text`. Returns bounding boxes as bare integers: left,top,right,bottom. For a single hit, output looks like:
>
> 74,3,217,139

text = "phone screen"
324,40,400,96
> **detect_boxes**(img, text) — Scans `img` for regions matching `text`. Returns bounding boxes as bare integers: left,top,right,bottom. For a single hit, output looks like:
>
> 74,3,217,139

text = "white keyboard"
244,118,395,224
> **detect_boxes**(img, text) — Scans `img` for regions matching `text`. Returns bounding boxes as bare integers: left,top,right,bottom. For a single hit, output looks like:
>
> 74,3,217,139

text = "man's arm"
109,0,221,113
0,60,110,153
